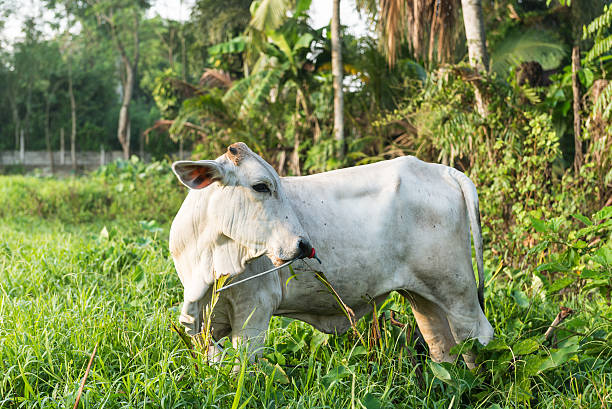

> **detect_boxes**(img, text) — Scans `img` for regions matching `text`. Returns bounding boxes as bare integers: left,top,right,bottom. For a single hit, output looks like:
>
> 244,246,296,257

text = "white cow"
170,142,494,366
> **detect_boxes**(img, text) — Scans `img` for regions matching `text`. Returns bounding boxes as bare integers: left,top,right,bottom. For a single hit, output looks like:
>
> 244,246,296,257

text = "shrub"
0,157,184,223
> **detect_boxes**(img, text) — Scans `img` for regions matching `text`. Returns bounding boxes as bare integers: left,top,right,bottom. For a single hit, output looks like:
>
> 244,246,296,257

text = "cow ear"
172,160,225,190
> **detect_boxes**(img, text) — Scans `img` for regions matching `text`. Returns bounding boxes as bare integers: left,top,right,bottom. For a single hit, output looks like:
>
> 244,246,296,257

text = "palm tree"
460,0,488,115
460,0,487,73
332,0,345,158
357,0,489,114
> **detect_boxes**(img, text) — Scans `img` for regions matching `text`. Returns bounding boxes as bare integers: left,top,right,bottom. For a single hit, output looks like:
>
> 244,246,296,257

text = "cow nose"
298,239,312,259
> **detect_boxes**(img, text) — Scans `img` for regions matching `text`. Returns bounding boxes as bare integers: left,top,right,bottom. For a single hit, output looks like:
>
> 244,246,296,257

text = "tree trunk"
572,45,583,173
20,129,25,164
331,0,345,159
11,102,20,153
105,11,140,161
139,128,144,159
290,128,301,176
71,126,77,171
118,61,134,160
460,0,489,116
24,84,32,150
44,98,55,174
68,59,78,171
60,127,65,165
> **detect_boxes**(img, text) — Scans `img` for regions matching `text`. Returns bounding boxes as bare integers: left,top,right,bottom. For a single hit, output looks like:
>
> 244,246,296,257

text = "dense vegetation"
1,0,611,407
0,161,610,407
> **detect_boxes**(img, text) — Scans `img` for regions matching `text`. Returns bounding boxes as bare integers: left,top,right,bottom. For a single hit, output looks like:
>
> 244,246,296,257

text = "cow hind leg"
401,291,457,364
444,304,494,369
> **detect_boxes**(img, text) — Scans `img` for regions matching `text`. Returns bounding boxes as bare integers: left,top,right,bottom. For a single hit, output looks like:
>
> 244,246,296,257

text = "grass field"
0,171,610,408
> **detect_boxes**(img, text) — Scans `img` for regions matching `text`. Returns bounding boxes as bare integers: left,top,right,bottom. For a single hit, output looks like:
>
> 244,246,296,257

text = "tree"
85,0,148,159
331,0,344,159
59,5,79,170
460,0,488,115
357,0,489,114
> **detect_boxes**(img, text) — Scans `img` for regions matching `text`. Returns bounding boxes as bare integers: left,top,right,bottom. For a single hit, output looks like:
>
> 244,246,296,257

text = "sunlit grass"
1,206,610,407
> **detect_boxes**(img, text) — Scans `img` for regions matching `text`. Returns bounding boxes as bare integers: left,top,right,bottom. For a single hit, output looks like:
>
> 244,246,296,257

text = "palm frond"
375,0,460,66
249,0,294,32
585,34,612,62
490,29,567,76
592,79,612,119
583,4,612,38
199,69,234,89
223,68,285,118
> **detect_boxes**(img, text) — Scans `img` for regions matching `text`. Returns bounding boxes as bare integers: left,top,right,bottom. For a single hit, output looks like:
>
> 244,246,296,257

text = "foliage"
0,158,183,223
529,206,611,300
0,196,610,407
373,68,608,269
489,28,567,77
583,4,612,121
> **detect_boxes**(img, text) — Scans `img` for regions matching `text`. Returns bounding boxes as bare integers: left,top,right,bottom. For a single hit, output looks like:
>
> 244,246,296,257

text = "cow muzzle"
297,239,313,259
271,237,314,266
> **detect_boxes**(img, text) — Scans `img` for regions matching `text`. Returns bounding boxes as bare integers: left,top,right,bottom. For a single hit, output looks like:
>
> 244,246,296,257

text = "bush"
376,68,608,269
0,157,184,224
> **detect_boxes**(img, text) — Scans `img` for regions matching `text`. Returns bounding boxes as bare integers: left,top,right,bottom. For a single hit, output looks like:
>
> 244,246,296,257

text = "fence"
0,148,130,168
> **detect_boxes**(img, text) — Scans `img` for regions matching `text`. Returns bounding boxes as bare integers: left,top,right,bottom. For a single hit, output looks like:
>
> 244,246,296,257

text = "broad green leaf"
548,277,574,293
537,344,580,373
530,216,548,233
490,28,566,76
271,363,290,384
511,290,530,308
582,279,609,292
572,213,592,226
523,355,549,376
208,36,246,56
536,261,570,273
550,344,580,365
322,366,350,388
310,331,328,351
259,359,290,384
592,246,612,266
250,0,292,31
295,0,312,14
571,240,587,249
483,338,509,352
361,393,382,409
593,206,612,221
351,346,368,357
429,362,457,388
293,33,314,51
513,338,540,355
580,269,607,279
267,31,294,66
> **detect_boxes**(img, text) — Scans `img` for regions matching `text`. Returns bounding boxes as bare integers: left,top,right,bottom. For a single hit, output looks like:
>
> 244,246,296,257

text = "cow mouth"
271,256,288,267
269,247,319,267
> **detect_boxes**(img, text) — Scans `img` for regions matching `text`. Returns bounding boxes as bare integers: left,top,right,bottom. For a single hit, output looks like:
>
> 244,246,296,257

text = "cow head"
172,142,312,282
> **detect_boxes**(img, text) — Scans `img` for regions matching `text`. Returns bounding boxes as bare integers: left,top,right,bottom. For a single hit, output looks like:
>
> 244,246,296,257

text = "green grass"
0,174,610,408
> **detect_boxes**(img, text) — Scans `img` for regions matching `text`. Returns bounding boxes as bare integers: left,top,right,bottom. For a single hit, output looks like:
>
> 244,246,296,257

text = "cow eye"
252,183,270,193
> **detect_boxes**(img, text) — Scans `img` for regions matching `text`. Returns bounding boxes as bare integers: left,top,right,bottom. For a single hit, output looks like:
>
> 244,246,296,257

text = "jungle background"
0,0,611,407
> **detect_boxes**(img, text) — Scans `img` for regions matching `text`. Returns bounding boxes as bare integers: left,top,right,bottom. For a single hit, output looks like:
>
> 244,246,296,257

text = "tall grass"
0,171,610,408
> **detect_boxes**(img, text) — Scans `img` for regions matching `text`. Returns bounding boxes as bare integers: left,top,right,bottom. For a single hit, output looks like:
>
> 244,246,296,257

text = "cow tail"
449,168,485,312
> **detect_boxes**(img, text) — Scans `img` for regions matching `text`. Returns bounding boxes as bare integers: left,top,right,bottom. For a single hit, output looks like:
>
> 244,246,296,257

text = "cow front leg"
230,306,272,363
179,297,205,336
